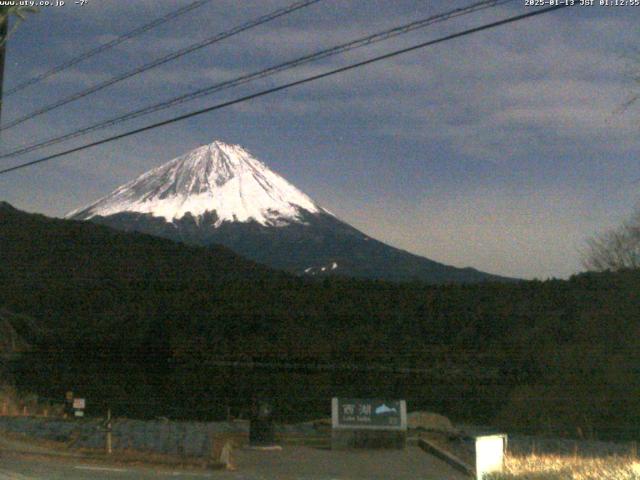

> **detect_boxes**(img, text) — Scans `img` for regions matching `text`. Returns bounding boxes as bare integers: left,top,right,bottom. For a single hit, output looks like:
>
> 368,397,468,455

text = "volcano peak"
67,140,325,227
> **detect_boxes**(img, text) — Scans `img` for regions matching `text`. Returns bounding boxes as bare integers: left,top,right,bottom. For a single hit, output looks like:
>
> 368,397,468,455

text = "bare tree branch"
583,210,640,271
0,7,38,48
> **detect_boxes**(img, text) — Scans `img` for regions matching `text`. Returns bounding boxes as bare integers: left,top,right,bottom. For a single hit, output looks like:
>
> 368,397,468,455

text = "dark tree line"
2,202,640,440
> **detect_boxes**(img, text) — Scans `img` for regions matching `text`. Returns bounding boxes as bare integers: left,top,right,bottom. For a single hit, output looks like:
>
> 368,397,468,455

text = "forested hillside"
1,202,639,440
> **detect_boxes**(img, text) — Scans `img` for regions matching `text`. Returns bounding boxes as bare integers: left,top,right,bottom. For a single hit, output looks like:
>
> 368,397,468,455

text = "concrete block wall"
0,416,250,458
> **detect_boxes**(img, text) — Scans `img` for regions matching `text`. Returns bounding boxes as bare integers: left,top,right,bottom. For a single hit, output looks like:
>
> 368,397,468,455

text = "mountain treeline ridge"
1,201,639,441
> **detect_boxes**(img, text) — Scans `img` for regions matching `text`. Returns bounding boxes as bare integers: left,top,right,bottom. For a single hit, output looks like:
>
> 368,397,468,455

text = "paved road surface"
0,456,215,479
0,446,468,479
230,446,468,479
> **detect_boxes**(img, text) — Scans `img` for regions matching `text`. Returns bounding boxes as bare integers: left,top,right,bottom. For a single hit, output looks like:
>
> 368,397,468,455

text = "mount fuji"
67,140,507,283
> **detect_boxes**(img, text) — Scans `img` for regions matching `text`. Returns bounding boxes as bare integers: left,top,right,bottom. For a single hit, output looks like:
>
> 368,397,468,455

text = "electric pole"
0,13,7,123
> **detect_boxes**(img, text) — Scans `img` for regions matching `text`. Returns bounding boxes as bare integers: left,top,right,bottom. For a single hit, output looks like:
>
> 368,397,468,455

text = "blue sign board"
332,398,407,431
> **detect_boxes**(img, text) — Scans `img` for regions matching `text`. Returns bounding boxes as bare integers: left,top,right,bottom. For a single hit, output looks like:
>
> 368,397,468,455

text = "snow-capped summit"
67,140,326,227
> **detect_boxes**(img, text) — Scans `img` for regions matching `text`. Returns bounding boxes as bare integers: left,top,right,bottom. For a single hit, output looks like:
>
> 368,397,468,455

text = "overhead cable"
0,0,511,160
0,0,322,131
0,4,572,176
3,0,214,97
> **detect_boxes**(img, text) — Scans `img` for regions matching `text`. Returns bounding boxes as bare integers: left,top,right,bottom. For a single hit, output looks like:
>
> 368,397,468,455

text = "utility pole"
0,13,7,123
105,408,112,454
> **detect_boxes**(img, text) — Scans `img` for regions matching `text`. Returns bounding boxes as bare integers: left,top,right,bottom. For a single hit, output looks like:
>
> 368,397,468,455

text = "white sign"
73,398,86,410
475,434,506,480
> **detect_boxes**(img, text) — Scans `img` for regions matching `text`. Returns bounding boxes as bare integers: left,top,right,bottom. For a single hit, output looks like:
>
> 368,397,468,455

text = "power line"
2,0,213,98
0,0,322,132
0,4,571,177
0,0,512,161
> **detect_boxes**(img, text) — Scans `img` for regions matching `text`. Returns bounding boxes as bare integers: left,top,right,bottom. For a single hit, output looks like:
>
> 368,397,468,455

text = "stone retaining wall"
0,416,246,457
0,416,319,458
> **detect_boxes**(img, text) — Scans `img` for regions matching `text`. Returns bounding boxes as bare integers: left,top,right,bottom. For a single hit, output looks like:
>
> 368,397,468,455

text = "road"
0,456,216,480
0,446,469,479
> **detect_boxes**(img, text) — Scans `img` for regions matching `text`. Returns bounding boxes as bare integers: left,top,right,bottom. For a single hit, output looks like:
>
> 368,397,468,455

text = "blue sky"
0,0,638,279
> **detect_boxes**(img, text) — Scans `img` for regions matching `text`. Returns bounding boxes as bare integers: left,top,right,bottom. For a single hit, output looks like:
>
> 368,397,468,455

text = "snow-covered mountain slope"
67,141,326,227
67,140,512,284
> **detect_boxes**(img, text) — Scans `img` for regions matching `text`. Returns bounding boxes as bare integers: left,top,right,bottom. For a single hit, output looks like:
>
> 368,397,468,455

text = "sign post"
106,409,112,455
331,398,407,449
72,398,86,417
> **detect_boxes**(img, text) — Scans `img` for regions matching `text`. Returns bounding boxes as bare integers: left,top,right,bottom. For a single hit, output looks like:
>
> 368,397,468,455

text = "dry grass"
487,454,640,479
